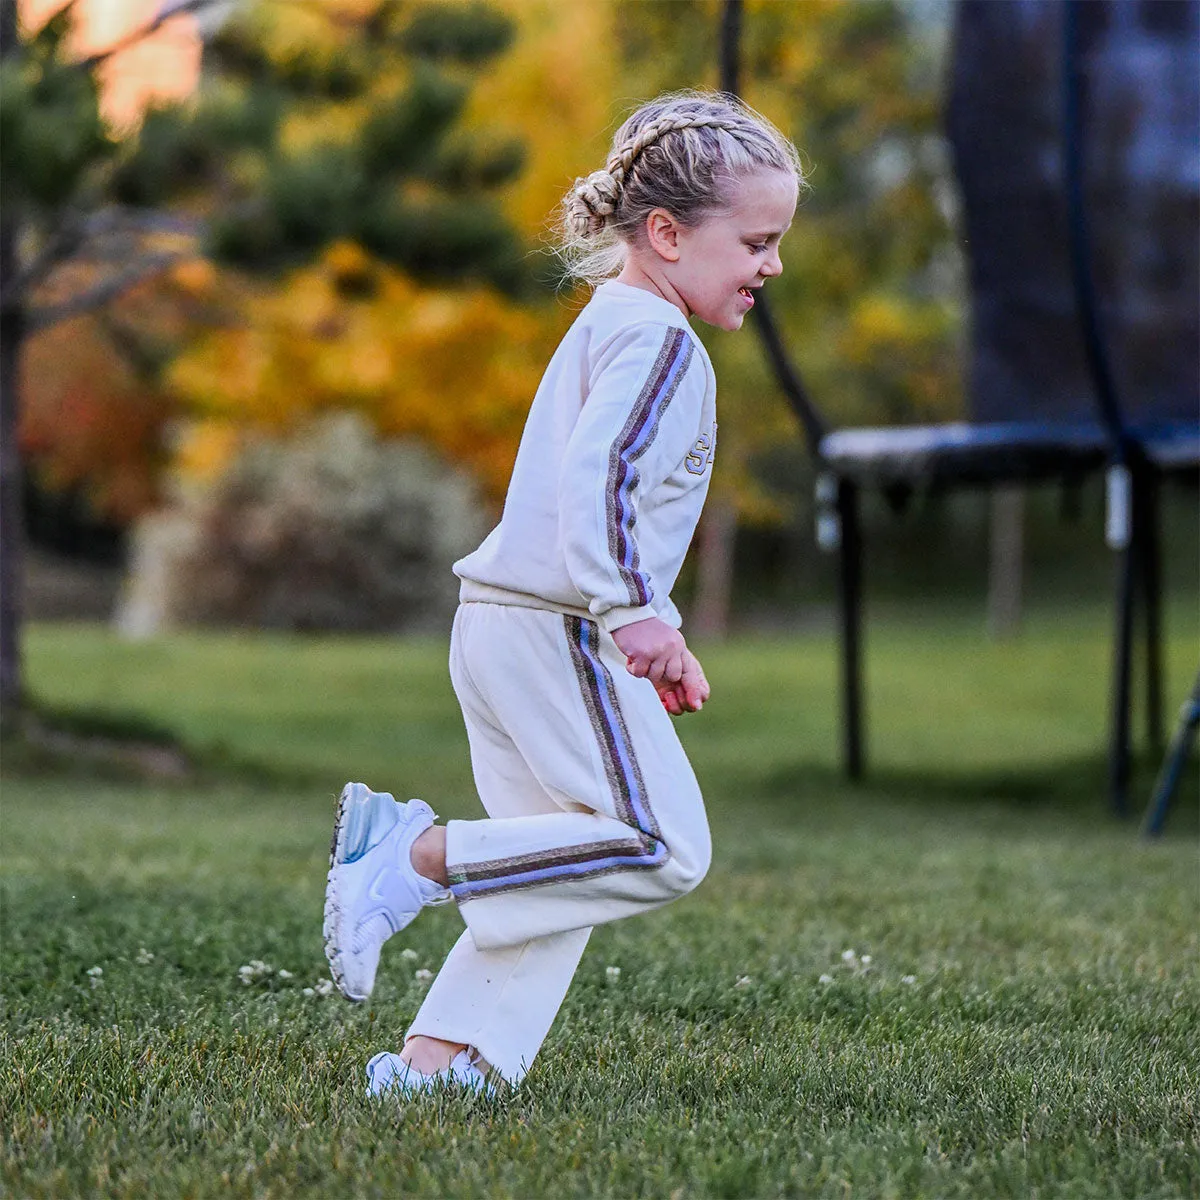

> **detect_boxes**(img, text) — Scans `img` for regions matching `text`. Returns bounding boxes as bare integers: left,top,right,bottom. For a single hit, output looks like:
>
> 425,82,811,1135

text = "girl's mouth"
738,286,755,306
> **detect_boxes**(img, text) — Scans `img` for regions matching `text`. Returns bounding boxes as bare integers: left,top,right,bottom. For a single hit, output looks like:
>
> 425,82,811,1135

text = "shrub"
117,414,486,634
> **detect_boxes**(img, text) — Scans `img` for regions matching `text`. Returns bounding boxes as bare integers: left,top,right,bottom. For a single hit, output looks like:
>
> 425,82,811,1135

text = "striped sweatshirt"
455,280,717,634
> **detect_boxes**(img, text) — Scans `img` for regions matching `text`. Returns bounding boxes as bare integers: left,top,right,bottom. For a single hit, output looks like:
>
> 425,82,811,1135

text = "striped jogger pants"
404,601,711,1084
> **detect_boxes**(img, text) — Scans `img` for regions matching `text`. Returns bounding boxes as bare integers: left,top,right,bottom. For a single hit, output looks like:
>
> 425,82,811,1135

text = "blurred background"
3,0,1196,648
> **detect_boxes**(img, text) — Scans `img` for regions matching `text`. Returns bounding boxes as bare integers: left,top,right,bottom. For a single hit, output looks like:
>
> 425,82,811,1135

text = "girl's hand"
656,649,710,715
611,617,710,715
612,617,687,688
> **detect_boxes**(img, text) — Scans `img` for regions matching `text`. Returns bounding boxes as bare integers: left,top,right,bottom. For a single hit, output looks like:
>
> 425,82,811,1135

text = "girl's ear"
645,208,682,262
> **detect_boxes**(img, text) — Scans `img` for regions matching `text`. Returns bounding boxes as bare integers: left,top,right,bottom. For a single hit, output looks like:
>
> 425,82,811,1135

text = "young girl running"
323,90,802,1096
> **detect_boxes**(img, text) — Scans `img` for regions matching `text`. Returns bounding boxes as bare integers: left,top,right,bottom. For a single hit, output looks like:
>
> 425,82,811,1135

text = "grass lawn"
2,603,1197,1198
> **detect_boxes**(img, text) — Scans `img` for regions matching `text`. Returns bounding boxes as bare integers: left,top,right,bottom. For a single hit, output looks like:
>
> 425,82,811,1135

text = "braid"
558,90,803,282
569,115,742,239
606,115,742,187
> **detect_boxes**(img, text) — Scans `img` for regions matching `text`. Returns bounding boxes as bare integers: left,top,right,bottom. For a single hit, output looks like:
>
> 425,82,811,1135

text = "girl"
323,90,803,1096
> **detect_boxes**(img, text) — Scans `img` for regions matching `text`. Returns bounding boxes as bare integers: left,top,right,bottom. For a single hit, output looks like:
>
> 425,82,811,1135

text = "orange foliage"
169,244,571,502
20,256,223,520
19,0,201,130
19,311,168,520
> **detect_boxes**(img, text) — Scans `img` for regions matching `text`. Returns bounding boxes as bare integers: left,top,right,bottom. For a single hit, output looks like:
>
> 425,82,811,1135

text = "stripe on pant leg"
567,615,662,841
447,616,667,903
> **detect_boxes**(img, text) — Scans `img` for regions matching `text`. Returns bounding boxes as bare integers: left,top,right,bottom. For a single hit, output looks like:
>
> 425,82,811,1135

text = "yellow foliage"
162,0,961,531
842,295,914,363
169,245,568,502
324,239,375,287
836,291,958,425
168,257,219,300
173,420,243,483
463,0,617,239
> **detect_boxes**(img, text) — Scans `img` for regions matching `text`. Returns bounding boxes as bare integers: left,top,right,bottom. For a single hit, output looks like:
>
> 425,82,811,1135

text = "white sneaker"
323,782,450,1002
366,1049,495,1098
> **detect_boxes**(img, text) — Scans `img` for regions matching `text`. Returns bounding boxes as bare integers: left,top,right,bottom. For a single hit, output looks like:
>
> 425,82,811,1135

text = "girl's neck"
614,262,691,321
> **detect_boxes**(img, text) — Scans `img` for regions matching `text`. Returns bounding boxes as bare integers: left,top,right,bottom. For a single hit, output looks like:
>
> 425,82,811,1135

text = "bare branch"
95,310,169,382
1,208,200,311
1,222,86,313
86,207,199,239
27,250,187,331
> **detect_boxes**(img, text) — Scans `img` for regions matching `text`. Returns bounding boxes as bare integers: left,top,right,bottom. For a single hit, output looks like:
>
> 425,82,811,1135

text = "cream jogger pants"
404,601,711,1084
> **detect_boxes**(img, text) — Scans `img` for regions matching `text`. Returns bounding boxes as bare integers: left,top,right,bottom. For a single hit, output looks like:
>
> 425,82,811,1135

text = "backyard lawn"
2,603,1197,1198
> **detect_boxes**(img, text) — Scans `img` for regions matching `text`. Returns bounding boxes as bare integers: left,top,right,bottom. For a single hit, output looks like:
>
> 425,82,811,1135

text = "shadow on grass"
1,698,311,790
733,751,1198,834
7,699,1195,838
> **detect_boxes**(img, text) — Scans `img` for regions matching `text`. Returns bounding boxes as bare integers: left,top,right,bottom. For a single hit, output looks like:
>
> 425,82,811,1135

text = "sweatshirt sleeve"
558,322,705,633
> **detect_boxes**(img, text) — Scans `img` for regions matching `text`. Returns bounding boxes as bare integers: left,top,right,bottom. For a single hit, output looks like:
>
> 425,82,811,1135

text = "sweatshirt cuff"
597,604,657,634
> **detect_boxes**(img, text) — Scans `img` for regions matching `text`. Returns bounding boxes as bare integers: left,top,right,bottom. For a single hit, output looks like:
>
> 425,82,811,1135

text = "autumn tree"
166,0,617,506
0,0,532,723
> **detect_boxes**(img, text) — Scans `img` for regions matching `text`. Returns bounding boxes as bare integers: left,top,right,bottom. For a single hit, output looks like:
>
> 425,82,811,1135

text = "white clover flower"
841,949,857,964
734,975,752,989
237,960,275,986
86,966,103,977
135,948,155,965
314,979,334,996
901,975,917,985
860,955,872,966
605,966,621,982
277,969,293,980
414,969,434,985
819,973,834,985
302,987,315,997
400,948,419,962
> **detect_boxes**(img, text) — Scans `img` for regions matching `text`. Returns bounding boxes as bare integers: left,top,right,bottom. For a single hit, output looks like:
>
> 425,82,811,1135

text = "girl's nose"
760,250,783,277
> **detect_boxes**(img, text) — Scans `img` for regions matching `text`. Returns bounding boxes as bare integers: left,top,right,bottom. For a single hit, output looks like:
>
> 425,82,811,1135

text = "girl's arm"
558,322,705,635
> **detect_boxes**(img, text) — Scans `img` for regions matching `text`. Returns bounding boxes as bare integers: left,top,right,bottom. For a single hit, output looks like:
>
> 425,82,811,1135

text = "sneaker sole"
323,781,370,1002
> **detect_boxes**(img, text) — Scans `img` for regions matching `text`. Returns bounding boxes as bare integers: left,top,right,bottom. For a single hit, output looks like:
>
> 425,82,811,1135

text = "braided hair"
559,91,803,285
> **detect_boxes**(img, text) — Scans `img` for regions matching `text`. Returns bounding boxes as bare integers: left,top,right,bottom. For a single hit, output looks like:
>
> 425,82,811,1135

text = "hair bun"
568,168,623,239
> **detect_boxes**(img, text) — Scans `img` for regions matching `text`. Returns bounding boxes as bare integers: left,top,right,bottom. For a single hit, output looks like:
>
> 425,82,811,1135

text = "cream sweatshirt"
455,280,718,633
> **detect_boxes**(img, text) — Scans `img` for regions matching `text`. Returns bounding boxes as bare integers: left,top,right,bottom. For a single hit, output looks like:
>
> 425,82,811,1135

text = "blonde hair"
559,90,804,286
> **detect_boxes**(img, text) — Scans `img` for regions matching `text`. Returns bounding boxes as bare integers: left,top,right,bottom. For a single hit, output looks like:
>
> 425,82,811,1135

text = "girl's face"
667,169,799,331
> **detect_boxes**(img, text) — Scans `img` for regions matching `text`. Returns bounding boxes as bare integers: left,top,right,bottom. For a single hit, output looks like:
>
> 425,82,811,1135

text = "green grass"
2,604,1198,1198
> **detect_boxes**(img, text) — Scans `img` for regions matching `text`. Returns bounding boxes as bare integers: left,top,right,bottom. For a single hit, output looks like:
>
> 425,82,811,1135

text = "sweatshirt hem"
456,581,677,630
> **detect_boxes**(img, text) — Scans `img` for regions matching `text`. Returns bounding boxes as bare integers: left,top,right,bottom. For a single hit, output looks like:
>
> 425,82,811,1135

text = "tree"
0,0,531,724
165,0,618,506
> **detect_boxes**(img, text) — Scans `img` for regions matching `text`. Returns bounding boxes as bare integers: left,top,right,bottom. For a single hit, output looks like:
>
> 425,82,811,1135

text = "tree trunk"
0,234,25,727
0,0,22,730
986,485,1024,640
690,496,736,639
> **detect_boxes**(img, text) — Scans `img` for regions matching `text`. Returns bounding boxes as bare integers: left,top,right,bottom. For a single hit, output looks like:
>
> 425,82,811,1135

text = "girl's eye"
747,243,767,254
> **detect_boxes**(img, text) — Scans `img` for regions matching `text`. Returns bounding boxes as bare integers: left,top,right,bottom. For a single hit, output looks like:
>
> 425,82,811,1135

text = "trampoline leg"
1109,532,1136,818
836,479,864,781
1142,672,1200,838
1138,473,1164,753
